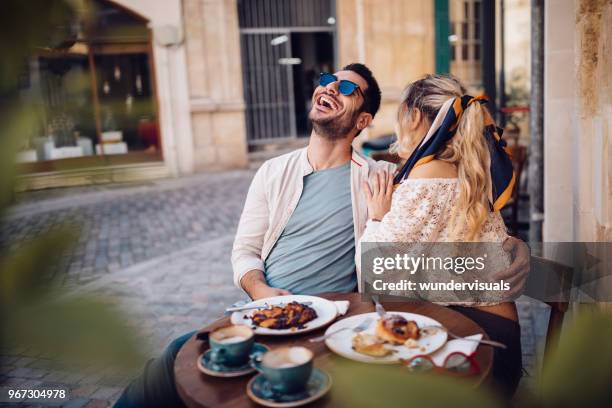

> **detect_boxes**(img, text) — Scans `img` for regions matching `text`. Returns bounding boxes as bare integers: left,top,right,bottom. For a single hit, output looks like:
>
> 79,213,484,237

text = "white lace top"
359,178,511,305
361,178,509,243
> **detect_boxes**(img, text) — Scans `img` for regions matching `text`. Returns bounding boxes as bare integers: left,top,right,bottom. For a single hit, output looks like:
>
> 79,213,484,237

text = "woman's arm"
361,178,457,243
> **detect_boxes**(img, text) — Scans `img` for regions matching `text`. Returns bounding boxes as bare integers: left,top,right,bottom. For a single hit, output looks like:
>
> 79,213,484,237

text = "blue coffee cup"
209,325,255,366
251,346,314,394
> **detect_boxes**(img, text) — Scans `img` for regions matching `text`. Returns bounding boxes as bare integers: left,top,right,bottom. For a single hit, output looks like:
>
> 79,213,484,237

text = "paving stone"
0,356,19,366
84,400,110,408
62,397,91,408
14,357,36,368
7,368,47,380
27,359,57,371
0,376,27,387
0,365,16,375
40,371,69,383
76,372,109,387
70,385,99,399
51,372,82,386
9,379,43,389
89,387,122,401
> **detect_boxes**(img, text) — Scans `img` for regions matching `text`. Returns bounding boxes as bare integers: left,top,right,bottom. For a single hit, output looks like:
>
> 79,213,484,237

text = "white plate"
230,295,338,336
324,312,448,364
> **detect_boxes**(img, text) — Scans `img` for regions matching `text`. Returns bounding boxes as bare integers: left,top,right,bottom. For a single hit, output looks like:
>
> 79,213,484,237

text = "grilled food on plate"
375,315,420,344
251,301,318,330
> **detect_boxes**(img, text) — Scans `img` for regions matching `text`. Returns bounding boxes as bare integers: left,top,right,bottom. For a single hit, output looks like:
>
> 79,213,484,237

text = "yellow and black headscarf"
393,95,516,211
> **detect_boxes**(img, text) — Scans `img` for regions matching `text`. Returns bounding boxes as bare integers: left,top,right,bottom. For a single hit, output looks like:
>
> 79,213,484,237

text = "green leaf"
5,295,147,372
328,358,501,408
0,227,77,306
540,310,612,407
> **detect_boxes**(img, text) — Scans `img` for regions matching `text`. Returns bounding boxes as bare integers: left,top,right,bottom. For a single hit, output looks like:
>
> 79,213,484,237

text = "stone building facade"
22,0,610,253
543,0,611,242
18,0,439,189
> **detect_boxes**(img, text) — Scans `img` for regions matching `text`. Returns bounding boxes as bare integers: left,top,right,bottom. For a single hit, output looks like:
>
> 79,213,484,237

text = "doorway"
237,0,336,145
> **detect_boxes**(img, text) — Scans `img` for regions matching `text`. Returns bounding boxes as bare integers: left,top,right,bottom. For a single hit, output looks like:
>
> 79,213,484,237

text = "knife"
372,295,386,318
225,301,313,314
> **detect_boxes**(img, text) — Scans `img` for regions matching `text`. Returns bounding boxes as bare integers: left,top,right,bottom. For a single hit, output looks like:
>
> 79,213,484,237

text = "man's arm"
231,164,290,299
494,236,531,299
240,270,291,300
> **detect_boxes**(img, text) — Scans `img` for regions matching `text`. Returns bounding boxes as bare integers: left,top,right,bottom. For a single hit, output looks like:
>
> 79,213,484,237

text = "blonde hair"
393,74,492,241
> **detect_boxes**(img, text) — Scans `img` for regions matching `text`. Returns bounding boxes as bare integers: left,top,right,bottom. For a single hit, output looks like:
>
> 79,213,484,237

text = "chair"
528,255,573,363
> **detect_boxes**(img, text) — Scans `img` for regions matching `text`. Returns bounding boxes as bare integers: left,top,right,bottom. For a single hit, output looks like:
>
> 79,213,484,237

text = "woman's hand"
363,170,394,221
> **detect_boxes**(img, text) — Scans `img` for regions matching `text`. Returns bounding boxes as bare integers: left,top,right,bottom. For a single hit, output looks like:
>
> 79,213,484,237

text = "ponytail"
438,103,491,241
396,74,506,241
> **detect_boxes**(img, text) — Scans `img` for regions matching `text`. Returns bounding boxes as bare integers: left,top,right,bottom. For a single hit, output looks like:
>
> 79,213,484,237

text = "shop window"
16,0,161,173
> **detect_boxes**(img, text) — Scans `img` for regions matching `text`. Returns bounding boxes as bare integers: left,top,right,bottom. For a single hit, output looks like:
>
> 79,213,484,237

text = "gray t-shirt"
264,161,356,294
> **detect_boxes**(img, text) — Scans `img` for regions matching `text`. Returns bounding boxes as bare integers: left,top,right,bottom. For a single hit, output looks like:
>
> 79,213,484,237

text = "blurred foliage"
539,310,612,407
330,360,500,408
0,0,78,94
0,0,145,373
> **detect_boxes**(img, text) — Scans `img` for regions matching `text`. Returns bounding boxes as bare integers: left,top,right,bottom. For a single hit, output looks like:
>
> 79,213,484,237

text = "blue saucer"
197,343,268,377
246,368,332,407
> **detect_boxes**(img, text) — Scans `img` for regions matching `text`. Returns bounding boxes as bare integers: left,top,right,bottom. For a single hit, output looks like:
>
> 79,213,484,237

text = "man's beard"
309,109,360,141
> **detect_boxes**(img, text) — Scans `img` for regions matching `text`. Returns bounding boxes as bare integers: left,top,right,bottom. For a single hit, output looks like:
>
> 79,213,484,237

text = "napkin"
430,334,483,366
334,300,350,315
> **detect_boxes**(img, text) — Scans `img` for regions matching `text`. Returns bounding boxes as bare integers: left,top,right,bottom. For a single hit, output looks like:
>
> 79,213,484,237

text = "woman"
361,74,522,397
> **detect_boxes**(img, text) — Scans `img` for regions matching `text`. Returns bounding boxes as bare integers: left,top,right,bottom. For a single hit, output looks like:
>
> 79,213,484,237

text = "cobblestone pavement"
1,169,548,407
2,170,255,285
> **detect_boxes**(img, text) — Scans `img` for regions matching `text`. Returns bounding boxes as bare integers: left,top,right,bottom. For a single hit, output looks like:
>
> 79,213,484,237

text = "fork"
420,325,507,349
309,317,374,342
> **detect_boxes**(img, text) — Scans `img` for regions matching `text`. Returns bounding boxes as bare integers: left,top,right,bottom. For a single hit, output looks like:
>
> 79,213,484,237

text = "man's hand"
363,170,394,221
494,236,531,299
240,269,291,300
249,284,291,300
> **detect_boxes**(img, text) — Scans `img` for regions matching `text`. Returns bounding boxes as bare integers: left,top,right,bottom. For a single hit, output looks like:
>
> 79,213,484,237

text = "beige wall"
105,0,196,176
504,0,530,94
182,0,248,170
544,0,612,242
336,0,435,140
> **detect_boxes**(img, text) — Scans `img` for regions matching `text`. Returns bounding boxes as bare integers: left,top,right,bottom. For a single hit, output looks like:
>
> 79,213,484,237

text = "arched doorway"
17,0,162,173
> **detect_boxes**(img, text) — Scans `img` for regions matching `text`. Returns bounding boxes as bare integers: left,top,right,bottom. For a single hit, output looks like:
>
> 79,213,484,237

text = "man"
115,63,529,407
233,64,395,300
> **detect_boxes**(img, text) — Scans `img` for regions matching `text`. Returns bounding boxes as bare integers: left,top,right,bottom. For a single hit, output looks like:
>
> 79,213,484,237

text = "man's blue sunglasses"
319,72,362,96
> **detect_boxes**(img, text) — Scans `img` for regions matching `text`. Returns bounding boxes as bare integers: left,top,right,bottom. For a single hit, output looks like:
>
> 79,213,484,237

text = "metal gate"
240,32,296,144
238,0,336,145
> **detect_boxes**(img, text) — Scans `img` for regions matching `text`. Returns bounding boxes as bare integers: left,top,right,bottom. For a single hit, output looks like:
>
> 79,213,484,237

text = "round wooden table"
175,293,493,407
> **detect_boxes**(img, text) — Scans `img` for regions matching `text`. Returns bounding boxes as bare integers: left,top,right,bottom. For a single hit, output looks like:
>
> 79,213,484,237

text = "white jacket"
231,147,396,292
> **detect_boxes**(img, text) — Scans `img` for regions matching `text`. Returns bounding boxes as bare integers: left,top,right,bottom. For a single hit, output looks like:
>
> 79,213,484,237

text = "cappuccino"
262,346,313,368
218,336,246,344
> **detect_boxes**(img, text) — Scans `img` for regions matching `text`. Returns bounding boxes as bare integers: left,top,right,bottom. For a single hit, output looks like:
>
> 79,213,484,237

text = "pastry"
352,333,394,357
375,315,420,344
